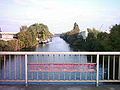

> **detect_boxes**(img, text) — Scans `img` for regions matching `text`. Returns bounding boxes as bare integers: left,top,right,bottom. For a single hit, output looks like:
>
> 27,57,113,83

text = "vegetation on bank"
60,23,120,51
0,23,54,51
60,22,80,44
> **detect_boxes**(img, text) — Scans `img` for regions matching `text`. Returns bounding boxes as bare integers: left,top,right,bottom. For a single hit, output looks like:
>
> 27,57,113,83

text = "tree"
97,32,112,51
87,28,100,38
0,40,9,51
86,32,95,51
28,23,54,41
17,31,38,49
73,22,80,31
60,22,80,44
109,24,120,51
71,35,85,50
7,40,23,51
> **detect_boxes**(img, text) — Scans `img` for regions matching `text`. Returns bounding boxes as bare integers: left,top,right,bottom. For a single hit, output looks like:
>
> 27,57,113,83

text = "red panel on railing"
28,63,96,72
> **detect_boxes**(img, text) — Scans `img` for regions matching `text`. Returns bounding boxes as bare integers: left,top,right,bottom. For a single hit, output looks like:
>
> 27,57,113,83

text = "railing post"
25,54,28,86
96,53,99,86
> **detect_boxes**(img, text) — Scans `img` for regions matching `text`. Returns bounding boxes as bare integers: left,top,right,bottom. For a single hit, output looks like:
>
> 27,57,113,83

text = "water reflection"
35,37,73,52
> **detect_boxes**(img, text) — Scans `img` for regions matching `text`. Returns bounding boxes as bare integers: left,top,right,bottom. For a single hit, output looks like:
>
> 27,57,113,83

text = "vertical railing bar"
58,54,60,80
53,54,54,80
80,54,82,80
64,54,65,80
0,56,1,80
74,54,76,80
15,55,17,80
85,72,87,80
42,72,44,80
74,72,76,80
70,54,72,80
0,55,2,80
108,56,110,80
80,64,82,80
37,55,39,80
20,55,22,80
119,56,120,80
31,55,33,80
91,55,93,63
41,55,44,80
9,55,11,80
48,55,50,80
4,55,6,80
102,55,104,80
113,55,115,80
86,55,88,81
91,55,93,80
96,54,99,86
25,54,28,86
79,54,81,63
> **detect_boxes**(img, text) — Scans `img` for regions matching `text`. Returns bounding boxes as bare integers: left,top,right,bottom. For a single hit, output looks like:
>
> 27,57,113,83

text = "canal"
0,37,116,85
35,37,73,52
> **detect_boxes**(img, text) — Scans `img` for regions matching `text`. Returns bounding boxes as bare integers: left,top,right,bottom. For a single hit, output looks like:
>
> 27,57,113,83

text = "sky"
0,0,120,34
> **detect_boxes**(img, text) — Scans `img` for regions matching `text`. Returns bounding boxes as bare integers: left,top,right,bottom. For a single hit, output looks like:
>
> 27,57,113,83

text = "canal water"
0,37,105,84
35,37,73,52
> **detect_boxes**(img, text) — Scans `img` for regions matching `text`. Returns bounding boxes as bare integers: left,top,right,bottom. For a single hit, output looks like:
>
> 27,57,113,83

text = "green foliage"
97,32,112,51
17,23,53,50
0,23,53,51
73,22,80,31
60,22,80,44
17,30,38,49
61,24,120,51
0,40,9,51
87,28,100,38
71,35,85,51
28,23,54,41
109,24,120,51
7,40,23,51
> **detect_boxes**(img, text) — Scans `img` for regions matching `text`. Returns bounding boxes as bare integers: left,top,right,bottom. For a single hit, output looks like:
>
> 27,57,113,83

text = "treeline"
60,23,120,51
0,23,54,51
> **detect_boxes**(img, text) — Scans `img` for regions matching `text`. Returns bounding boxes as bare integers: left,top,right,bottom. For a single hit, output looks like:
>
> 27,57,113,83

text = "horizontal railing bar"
27,63,96,65
28,80,96,82
99,80,120,82
0,52,120,55
28,70,96,72
0,80,25,82
1,80,120,83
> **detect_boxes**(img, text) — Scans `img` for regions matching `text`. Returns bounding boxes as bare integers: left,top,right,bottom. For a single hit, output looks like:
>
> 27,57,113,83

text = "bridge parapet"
0,52,120,86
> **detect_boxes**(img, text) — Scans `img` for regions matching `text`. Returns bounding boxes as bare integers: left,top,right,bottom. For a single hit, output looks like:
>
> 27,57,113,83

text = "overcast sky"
0,0,120,33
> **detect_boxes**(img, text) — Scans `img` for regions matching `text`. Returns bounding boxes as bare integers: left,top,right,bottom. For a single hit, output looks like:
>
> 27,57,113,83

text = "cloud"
12,0,28,6
3,0,120,33
29,0,42,4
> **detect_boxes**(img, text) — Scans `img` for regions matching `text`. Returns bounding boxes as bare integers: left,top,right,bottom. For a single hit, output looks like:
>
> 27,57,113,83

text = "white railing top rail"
0,52,120,55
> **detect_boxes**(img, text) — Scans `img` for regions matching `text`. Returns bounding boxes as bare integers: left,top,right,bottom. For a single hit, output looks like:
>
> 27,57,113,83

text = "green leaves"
28,23,53,41
17,23,53,50
109,24,120,51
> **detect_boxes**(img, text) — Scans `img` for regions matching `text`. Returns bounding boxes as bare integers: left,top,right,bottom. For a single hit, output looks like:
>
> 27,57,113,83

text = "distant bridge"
54,34,61,37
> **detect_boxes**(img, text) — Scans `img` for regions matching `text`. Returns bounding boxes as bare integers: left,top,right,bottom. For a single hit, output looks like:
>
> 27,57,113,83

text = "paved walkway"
0,85,120,90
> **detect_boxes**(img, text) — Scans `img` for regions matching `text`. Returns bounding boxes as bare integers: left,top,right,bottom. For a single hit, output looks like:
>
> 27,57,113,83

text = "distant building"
0,28,2,32
20,26,28,32
79,30,110,40
0,32,18,41
79,30,88,39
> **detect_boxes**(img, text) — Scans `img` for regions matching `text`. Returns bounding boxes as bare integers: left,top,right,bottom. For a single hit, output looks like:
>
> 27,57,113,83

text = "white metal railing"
0,52,120,86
